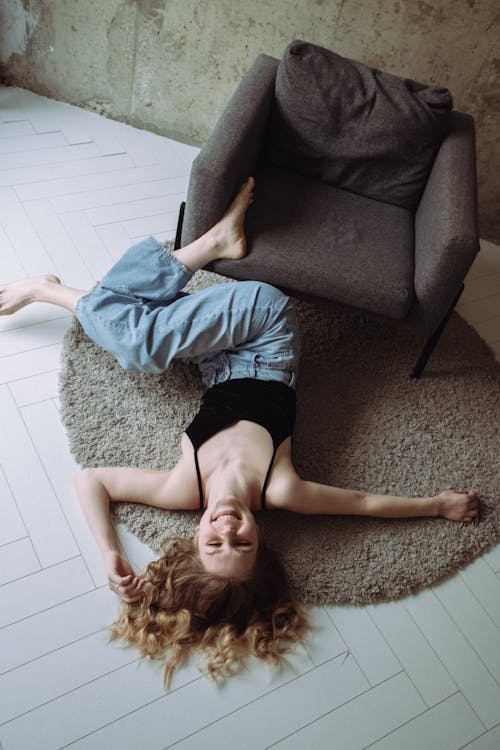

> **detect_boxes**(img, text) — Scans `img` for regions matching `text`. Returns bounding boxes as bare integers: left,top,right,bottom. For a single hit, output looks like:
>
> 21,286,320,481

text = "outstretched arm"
75,464,197,602
272,474,478,523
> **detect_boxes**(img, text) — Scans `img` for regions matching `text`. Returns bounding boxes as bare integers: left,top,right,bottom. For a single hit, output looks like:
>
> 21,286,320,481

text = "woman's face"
194,498,259,579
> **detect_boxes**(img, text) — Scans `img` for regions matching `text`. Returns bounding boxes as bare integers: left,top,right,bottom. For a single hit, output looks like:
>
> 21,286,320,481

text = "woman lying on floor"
0,177,478,687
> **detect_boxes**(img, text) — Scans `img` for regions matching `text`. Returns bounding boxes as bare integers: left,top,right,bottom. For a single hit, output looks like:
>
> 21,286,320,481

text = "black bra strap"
260,447,277,511
193,449,204,510
194,445,277,512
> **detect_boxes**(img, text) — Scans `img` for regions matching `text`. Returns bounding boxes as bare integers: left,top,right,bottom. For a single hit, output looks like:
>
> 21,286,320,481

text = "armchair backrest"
263,40,453,211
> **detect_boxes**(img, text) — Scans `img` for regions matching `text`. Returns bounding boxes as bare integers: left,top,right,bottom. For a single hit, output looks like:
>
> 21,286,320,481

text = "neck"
205,464,256,510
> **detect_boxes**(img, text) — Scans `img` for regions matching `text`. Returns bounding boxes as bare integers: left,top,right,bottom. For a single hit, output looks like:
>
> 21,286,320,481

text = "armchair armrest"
413,112,479,333
182,54,279,245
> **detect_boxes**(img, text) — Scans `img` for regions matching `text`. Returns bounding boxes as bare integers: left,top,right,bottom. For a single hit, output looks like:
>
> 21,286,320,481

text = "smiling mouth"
212,512,241,522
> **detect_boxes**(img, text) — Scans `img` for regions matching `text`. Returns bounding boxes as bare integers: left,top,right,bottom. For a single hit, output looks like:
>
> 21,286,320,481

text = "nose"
219,522,238,535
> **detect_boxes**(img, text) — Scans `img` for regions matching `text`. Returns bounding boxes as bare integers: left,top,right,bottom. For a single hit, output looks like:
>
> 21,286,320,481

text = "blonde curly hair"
109,536,309,688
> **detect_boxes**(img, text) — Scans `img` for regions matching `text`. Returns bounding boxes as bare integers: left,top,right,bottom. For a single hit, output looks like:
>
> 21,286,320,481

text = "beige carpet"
59,268,500,605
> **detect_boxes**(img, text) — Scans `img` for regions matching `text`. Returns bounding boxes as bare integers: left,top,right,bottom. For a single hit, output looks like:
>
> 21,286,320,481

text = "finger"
118,576,134,589
109,581,125,594
121,578,144,594
109,582,145,600
108,572,133,586
118,584,145,601
109,578,133,591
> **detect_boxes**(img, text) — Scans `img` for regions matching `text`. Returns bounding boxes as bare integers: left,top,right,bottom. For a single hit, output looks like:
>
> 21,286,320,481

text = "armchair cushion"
209,164,415,320
265,40,453,210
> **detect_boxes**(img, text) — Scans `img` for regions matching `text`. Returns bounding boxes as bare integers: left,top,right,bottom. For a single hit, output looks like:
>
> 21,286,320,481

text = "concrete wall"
1,0,499,242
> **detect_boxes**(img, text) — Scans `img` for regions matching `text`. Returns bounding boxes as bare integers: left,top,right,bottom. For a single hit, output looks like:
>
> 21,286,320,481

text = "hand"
105,550,145,603
436,490,479,523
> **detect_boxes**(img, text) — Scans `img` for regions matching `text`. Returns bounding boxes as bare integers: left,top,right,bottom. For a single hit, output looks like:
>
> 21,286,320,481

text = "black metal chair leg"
411,284,465,379
174,202,186,251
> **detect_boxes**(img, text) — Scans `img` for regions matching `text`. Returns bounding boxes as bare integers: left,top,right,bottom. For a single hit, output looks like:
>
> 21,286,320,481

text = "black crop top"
185,378,296,510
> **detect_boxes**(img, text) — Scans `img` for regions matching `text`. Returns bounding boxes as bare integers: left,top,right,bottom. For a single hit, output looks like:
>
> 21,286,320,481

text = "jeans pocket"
254,349,296,370
197,352,231,387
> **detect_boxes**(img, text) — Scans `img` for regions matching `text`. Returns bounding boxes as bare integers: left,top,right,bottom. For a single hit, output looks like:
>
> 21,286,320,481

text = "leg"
0,274,87,316
1,178,258,375
0,177,254,317
174,202,185,252
411,285,464,379
172,176,254,272
76,276,293,376
98,176,254,303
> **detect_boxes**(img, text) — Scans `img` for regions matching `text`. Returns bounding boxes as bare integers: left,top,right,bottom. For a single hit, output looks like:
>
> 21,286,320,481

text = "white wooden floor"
1,85,500,750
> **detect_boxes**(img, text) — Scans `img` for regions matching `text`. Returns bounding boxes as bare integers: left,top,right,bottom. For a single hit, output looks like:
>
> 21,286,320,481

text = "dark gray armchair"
177,41,479,378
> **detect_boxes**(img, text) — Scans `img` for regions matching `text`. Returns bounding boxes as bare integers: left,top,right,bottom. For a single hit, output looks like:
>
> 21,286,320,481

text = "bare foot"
437,490,479,522
0,274,61,315
210,176,255,261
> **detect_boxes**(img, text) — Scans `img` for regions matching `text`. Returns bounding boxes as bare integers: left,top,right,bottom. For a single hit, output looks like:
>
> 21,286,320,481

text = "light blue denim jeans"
76,237,300,388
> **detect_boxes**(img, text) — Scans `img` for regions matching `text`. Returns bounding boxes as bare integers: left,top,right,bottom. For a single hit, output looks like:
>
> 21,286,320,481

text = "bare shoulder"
165,452,200,510
265,438,302,511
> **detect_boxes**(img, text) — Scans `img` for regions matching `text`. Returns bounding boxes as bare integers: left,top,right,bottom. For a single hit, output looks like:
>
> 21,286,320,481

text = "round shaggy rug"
59,267,500,605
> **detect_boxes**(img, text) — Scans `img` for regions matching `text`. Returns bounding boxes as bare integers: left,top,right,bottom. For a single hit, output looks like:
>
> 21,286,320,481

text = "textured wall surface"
0,0,498,241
